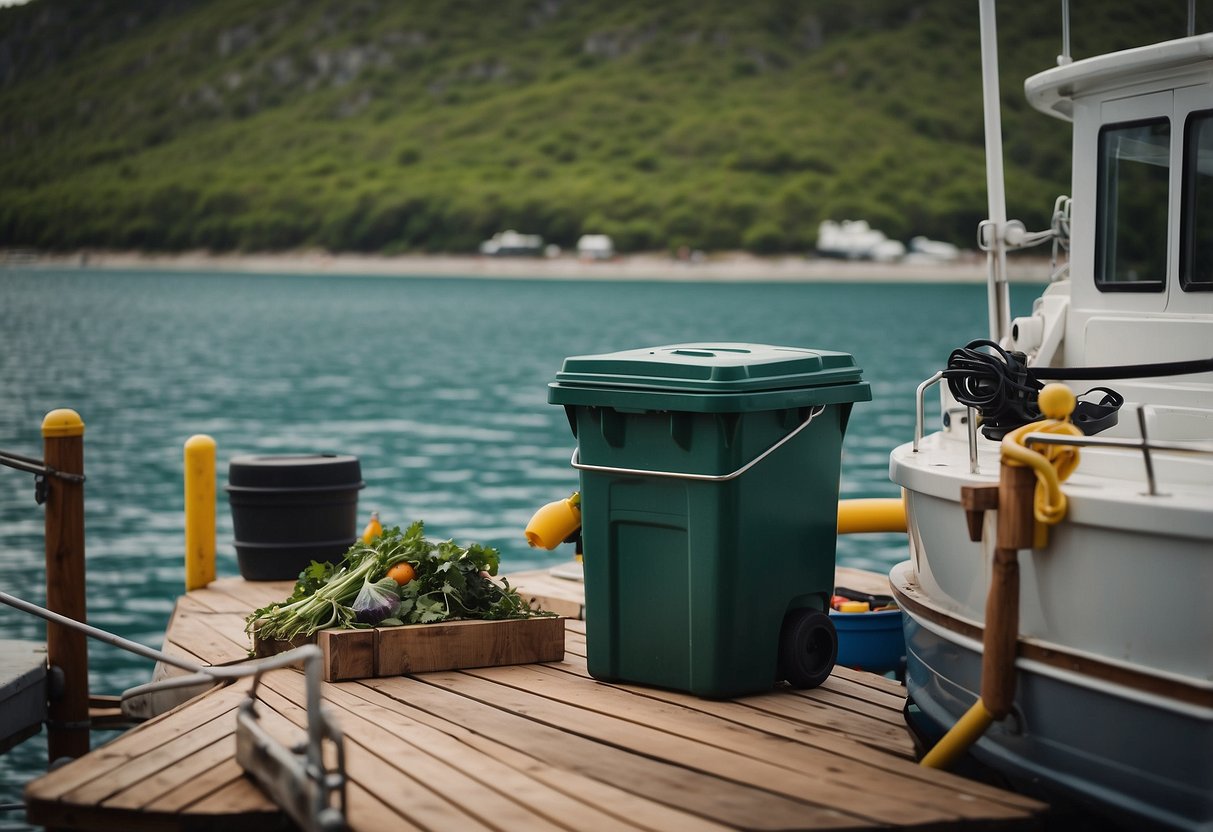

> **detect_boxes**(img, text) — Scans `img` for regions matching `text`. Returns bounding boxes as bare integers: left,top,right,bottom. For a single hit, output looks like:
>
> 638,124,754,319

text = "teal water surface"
0,267,1043,824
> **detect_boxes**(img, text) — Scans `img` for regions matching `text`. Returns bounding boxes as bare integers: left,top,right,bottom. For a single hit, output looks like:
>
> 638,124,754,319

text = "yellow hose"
837,497,907,534
920,699,995,769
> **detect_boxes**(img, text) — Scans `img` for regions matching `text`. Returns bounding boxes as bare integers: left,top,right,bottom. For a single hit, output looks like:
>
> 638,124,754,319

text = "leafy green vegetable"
246,521,550,643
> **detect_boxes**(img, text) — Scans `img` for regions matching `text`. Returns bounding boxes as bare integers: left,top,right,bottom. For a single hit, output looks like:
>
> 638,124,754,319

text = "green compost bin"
549,342,871,699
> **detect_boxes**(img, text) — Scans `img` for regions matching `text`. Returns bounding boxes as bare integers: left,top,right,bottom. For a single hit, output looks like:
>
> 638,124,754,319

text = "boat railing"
913,371,944,453
914,370,1213,491
1025,406,1213,497
1055,0,1202,64
913,371,983,474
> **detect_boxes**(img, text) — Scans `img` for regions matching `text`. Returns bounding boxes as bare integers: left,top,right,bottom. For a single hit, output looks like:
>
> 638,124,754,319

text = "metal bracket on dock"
236,645,347,832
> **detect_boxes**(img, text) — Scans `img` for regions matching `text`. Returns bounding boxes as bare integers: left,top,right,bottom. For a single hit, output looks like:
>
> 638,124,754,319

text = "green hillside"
0,0,1192,254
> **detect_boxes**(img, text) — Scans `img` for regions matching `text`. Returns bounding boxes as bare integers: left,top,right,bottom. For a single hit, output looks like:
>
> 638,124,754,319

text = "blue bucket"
830,608,905,674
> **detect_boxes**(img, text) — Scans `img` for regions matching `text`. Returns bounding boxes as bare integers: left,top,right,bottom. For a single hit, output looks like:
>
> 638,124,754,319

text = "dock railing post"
42,408,90,762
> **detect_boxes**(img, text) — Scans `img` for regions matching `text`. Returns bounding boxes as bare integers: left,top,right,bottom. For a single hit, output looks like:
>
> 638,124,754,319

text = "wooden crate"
254,616,565,681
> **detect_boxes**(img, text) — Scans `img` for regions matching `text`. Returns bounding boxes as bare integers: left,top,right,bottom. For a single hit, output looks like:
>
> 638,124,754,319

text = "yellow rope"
1000,384,1083,528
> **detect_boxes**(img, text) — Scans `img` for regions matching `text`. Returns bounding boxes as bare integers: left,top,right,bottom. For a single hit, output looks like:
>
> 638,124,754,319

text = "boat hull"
893,561,1213,831
892,436,1213,682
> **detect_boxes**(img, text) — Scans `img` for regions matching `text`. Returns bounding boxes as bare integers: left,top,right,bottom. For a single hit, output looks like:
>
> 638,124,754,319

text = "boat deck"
24,569,1047,830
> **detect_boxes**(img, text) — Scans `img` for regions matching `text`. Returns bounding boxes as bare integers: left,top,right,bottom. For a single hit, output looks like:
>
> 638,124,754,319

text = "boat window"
1181,110,1213,291
1096,118,1170,292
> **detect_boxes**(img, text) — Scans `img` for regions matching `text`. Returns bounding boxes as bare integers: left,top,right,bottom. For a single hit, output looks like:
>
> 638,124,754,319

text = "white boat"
888,3,1213,830
816,219,906,261
906,236,961,264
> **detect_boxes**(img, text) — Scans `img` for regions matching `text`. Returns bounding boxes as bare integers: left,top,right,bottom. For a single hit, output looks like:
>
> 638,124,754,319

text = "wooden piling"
42,408,89,762
980,462,1036,720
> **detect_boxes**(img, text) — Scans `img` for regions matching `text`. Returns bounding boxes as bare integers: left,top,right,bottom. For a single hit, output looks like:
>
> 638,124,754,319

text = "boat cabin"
1014,35,1213,431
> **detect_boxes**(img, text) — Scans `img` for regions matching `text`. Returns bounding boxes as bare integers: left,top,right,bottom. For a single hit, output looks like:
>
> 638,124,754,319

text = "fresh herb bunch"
245,521,548,643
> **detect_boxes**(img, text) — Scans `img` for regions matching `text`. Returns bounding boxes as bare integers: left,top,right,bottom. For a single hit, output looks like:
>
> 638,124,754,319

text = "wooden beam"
960,484,999,542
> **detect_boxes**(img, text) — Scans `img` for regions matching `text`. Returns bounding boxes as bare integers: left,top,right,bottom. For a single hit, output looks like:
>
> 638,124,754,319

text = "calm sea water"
0,267,1042,823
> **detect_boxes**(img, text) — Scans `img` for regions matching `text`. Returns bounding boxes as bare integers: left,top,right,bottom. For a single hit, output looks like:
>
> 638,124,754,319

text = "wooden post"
42,408,90,762
980,462,1036,720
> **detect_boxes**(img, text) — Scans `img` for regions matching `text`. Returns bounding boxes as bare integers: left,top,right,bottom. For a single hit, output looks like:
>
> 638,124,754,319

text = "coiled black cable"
944,340,1041,438
942,339,1213,439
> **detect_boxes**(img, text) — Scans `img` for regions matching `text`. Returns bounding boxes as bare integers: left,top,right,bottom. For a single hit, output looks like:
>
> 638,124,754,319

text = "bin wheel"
778,608,837,689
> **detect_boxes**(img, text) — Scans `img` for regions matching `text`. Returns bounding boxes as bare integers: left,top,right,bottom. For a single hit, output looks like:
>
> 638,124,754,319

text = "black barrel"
226,453,365,581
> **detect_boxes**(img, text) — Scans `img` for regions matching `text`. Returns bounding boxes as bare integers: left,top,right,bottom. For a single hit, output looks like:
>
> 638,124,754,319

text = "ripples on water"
0,267,1041,817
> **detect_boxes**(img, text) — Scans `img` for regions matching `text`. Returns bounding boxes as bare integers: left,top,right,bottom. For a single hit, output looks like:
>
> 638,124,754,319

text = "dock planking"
25,570,1046,830
1,639,48,754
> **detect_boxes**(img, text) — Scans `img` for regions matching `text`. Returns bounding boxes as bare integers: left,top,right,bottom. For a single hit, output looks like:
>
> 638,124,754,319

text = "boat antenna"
978,0,1011,343
1059,0,1072,65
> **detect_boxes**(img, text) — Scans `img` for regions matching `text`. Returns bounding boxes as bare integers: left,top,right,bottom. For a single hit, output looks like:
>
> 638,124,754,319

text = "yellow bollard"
184,435,216,591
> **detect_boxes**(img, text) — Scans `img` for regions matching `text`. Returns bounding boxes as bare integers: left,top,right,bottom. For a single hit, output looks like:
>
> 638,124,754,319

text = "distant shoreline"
12,249,1055,283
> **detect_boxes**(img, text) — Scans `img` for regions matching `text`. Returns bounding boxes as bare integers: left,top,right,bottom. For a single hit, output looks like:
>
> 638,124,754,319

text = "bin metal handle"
568,406,825,483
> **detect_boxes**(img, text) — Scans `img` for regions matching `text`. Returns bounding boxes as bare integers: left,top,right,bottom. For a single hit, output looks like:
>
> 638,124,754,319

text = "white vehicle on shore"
816,219,906,262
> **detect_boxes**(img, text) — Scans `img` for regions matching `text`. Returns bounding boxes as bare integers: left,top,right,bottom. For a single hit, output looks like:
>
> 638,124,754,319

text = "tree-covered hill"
0,0,1192,254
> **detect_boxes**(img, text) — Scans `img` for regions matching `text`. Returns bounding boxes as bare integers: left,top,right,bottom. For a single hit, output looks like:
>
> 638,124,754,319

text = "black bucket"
226,453,366,581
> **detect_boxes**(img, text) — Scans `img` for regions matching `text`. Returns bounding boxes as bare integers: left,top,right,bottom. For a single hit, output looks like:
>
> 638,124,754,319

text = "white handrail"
913,371,945,452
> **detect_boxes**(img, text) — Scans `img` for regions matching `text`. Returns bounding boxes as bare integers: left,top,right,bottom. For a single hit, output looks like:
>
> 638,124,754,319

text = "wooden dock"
1,639,47,754
24,568,1046,830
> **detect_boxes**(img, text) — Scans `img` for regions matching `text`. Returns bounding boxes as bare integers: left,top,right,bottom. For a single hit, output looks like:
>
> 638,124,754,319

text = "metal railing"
914,377,1213,495
0,590,347,832
913,371,945,453
2,408,346,831
913,370,1213,492
1025,406,1213,497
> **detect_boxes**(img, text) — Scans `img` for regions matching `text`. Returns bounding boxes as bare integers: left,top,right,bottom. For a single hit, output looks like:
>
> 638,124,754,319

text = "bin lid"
226,453,364,492
548,343,870,412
